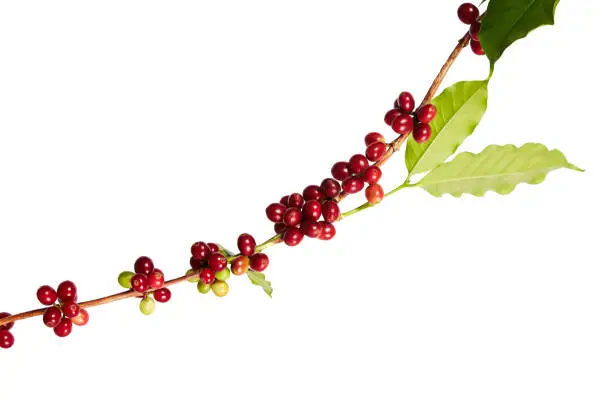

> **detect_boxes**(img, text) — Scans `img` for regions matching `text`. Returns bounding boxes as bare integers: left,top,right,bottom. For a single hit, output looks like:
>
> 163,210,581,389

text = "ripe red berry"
397,92,415,113
470,21,481,41
365,142,387,162
283,227,304,247
190,257,205,269
384,109,403,126
303,185,323,202
148,269,165,290
56,281,77,302
36,285,57,306
266,203,287,223
322,201,341,223
199,267,215,285
71,309,89,326
318,222,336,240
287,193,305,208
191,242,211,260
153,288,172,303
43,307,62,328
231,255,250,275
283,207,303,227
320,178,341,198
207,243,220,253
363,166,382,185
274,222,286,234
62,301,81,319
364,132,385,146
250,253,270,272
0,312,14,330
300,219,322,238
131,273,149,293
237,233,256,256
458,3,479,24
279,195,289,206
53,318,73,338
342,176,365,194
413,122,432,143
331,161,351,181
416,104,437,124
365,184,385,205
349,154,369,175
0,330,14,349
392,114,414,135
134,256,154,275
470,39,485,55
302,200,322,221
208,252,228,272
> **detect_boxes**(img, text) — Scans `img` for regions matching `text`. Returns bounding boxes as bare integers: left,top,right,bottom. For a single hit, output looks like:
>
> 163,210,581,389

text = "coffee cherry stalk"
1,2,576,350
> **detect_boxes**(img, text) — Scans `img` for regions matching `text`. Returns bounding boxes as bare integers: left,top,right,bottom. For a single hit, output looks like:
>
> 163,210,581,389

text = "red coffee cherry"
131,273,149,293
283,207,303,227
207,243,220,253
71,309,90,326
274,222,286,234
384,109,402,126
416,104,437,124
366,184,385,205
231,256,250,275
199,268,215,285
190,257,205,269
365,142,387,162
266,203,287,223
53,318,73,338
342,176,365,194
331,161,351,181
318,222,336,240
392,114,414,135
413,122,432,143
43,307,62,328
302,200,322,221
279,195,289,206
349,154,369,175
397,92,415,113
320,178,341,198
0,312,14,330
287,193,304,208
470,39,485,55
322,201,340,223
57,281,77,302
237,233,256,256
302,185,323,202
62,301,81,319
458,3,479,25
250,253,270,272
300,219,322,238
148,269,165,290
470,21,481,41
36,285,57,306
283,227,304,247
208,252,228,272
363,166,382,185
0,331,14,349
364,132,385,146
153,288,172,303
134,256,154,275
190,242,211,261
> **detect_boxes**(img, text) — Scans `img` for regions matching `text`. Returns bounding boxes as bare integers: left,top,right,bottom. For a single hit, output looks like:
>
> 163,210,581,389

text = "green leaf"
247,270,273,298
416,143,581,197
480,0,560,66
405,80,488,176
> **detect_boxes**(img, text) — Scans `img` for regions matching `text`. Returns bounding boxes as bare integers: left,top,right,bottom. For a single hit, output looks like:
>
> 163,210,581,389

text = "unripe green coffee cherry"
215,267,230,281
186,269,200,283
197,281,211,294
118,271,135,289
211,280,229,297
139,297,156,315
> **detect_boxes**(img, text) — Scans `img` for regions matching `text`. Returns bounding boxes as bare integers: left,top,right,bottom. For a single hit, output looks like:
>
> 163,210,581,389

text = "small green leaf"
416,143,581,197
247,270,273,298
480,0,560,66
405,80,488,176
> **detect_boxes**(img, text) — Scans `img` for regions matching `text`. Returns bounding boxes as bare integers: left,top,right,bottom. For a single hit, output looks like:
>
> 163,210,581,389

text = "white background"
0,1,610,399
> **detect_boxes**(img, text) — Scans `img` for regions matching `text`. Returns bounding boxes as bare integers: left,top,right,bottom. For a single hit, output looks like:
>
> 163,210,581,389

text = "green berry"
139,296,156,315
118,271,135,289
197,281,211,294
211,280,229,297
215,267,230,281
186,269,200,283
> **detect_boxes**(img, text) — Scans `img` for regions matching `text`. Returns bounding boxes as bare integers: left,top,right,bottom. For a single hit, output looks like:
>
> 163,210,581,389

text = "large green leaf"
480,0,560,66
247,270,273,298
416,143,581,197
405,80,488,176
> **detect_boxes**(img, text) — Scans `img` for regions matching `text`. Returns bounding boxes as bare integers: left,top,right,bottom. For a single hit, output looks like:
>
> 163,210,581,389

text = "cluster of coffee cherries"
0,312,15,349
117,257,172,315
384,91,438,144
457,3,484,56
35,281,89,338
